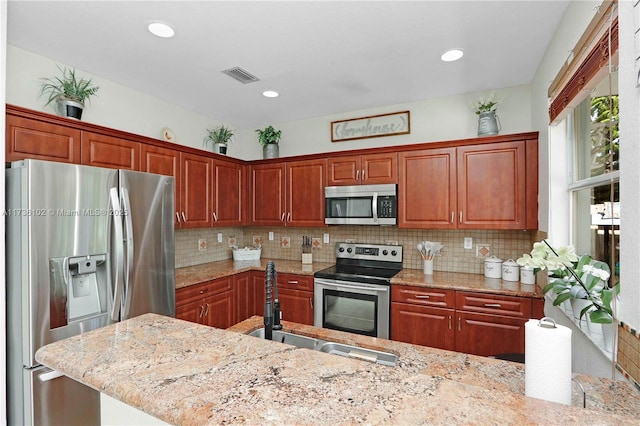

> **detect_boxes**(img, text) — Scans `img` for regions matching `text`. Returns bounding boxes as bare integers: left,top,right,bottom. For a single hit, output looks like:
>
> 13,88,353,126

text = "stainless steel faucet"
264,261,282,340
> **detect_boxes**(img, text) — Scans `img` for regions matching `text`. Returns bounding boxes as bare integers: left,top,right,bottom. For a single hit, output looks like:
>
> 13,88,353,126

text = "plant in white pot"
255,125,281,159
39,66,99,120
204,125,234,155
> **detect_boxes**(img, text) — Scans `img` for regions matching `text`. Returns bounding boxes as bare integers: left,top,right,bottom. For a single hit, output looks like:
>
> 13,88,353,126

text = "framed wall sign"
331,110,410,142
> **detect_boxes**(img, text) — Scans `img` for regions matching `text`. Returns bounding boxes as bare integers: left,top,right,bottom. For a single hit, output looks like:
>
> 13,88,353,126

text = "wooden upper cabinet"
6,114,81,163
81,131,140,170
212,160,244,226
398,148,457,228
286,159,326,227
141,145,181,226
180,152,212,228
399,138,536,230
327,153,396,185
457,141,526,229
250,163,287,226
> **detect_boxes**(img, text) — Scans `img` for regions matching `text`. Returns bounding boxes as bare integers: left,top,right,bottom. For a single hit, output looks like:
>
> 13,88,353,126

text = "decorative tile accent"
312,237,321,249
281,237,291,248
476,243,491,258
228,236,236,247
253,236,261,246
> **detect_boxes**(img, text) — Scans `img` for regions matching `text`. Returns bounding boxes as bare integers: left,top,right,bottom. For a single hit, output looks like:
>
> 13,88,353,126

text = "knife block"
302,253,313,264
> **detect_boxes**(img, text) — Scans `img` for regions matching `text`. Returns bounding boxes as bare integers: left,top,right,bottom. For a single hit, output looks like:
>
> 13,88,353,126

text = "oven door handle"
320,283,388,293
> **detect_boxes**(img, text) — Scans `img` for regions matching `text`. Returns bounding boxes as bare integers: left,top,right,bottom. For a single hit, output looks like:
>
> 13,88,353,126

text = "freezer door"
118,170,175,320
24,366,100,426
6,160,117,369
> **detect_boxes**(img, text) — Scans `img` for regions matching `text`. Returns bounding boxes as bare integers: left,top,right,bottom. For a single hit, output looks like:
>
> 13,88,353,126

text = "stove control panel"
335,242,403,263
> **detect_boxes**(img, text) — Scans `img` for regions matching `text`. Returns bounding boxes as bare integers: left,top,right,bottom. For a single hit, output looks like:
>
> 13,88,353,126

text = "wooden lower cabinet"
234,272,253,324
175,277,234,329
391,285,537,357
454,311,526,357
391,303,455,350
276,273,314,325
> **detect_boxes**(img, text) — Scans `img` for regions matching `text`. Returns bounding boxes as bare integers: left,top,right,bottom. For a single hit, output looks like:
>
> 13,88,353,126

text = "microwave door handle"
372,192,378,222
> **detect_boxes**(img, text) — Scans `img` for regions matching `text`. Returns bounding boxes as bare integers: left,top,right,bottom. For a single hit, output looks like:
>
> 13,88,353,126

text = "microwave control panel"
377,196,397,218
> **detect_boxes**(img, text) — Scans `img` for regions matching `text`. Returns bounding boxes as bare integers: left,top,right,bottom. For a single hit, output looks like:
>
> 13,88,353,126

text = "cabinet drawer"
176,277,233,306
455,291,531,318
277,273,314,291
391,285,455,308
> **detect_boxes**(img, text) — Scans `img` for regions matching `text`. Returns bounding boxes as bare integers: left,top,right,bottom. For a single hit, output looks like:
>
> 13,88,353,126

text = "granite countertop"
36,313,639,425
176,259,543,298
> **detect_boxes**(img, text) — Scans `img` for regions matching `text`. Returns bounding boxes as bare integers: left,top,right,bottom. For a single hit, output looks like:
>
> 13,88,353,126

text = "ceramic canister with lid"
502,259,520,282
484,255,503,279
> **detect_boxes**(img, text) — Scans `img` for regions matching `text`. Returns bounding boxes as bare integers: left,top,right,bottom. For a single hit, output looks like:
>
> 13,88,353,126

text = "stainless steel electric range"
314,242,403,339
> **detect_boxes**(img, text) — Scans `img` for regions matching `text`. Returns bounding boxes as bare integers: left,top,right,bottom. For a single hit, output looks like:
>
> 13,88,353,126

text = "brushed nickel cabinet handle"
309,297,313,309
458,317,461,331
459,211,462,223
288,280,299,284
182,212,187,222
414,295,430,299
175,212,181,223
212,212,218,222
361,169,365,181
448,315,452,330
198,305,204,318
356,170,360,181
204,303,210,316
451,212,454,223
281,212,286,222
484,303,502,308
287,212,291,222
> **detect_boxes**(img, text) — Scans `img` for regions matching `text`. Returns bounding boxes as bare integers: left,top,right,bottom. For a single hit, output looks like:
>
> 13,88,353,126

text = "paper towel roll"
525,318,572,405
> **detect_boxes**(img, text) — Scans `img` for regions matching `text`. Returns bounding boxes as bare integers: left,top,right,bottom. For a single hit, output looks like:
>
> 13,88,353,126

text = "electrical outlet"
464,237,473,250
323,233,330,244
217,233,223,243
198,239,207,251
269,232,274,241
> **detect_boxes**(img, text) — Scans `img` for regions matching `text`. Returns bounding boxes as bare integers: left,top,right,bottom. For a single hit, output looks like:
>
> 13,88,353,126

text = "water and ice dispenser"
49,254,109,328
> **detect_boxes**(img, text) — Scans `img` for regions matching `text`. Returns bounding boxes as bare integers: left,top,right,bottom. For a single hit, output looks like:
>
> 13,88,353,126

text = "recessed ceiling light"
263,90,279,98
441,49,464,62
148,22,175,38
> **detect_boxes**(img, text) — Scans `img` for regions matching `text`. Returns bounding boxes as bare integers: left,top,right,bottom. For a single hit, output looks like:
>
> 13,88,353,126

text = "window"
568,70,619,280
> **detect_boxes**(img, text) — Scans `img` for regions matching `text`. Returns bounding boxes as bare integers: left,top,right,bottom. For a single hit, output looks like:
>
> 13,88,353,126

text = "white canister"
484,256,503,279
520,266,536,285
502,259,520,282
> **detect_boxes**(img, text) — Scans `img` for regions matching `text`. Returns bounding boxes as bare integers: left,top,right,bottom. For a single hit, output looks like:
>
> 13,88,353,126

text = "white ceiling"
6,1,570,129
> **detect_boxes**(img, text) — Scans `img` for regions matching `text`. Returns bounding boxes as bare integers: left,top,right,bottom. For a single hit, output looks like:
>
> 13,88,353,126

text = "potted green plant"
255,125,281,159
204,125,234,155
39,66,99,120
469,92,504,137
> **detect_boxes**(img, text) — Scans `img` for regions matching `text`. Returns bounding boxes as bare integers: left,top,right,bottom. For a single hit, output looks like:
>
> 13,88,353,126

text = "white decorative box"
232,247,261,261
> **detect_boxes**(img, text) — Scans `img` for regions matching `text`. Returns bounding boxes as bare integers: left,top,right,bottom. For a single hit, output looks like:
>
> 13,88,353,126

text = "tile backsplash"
175,225,536,273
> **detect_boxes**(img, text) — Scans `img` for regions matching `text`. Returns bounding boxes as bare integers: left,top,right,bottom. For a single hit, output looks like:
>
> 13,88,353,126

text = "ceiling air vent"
222,67,260,84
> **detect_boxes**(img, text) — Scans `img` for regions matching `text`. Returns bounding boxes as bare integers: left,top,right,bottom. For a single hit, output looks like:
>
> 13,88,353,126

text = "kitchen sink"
246,328,397,367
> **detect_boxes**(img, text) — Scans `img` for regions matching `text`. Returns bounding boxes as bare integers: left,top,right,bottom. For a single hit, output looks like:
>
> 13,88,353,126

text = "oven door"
314,278,390,339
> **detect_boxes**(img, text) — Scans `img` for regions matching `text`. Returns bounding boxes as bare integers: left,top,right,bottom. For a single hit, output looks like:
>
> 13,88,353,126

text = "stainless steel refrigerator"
6,159,176,425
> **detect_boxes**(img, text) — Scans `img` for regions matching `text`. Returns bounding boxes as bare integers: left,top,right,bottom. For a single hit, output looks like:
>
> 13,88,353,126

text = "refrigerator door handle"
121,187,135,318
38,369,65,382
109,187,124,321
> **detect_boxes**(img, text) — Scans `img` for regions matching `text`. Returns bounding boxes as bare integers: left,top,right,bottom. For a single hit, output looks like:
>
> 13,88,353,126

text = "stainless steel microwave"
324,184,397,225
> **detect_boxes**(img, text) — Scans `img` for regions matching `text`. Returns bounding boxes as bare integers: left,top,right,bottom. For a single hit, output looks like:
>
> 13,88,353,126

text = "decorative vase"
263,144,279,159
213,143,227,155
423,259,433,275
570,298,591,322
56,98,84,120
477,111,501,137
602,322,615,352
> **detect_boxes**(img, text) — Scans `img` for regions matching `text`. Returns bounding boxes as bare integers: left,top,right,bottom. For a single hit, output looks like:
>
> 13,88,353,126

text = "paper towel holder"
538,317,557,329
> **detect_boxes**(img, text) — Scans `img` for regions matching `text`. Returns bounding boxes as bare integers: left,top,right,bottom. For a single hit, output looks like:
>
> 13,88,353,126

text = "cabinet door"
202,291,235,329
251,271,266,317
398,148,456,228
81,131,140,170
327,155,361,186
175,299,203,324
277,289,314,325
391,302,455,351
457,141,526,229
286,159,327,227
141,145,181,226
6,114,81,163
455,311,526,357
250,163,286,225
361,153,397,184
234,272,253,324
212,160,244,226
180,153,212,228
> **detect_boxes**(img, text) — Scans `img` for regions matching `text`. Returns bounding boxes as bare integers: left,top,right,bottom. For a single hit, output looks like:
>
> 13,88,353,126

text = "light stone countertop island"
35,313,640,425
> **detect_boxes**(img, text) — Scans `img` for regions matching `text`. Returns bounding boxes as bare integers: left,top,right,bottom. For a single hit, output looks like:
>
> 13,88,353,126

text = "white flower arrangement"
469,92,505,115
517,240,618,324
